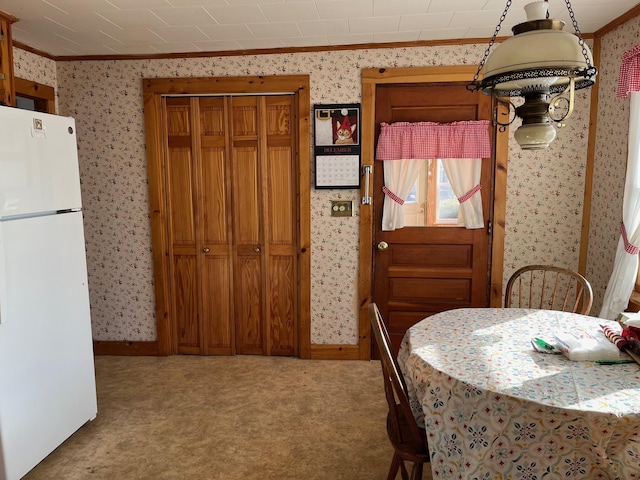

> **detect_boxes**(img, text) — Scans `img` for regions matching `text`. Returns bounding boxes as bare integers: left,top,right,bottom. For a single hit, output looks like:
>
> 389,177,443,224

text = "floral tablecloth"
398,308,640,480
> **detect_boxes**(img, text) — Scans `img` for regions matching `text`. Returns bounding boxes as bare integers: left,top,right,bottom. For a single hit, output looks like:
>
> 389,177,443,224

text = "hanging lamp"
467,0,597,150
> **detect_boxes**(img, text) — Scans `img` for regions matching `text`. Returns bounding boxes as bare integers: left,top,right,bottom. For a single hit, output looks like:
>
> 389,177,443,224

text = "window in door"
403,159,462,227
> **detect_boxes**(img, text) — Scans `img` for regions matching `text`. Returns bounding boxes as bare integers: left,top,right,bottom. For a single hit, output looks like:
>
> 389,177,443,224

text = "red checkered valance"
618,44,640,99
375,120,491,160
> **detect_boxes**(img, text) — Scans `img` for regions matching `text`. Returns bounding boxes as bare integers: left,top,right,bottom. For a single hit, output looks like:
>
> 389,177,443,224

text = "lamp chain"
467,0,512,92
564,0,594,70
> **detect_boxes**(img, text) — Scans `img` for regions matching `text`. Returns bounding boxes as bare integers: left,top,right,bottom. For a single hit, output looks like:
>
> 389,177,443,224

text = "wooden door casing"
14,77,56,114
0,11,17,107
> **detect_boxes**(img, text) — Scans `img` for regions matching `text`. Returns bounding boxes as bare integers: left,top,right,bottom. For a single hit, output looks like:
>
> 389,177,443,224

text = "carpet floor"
23,355,432,480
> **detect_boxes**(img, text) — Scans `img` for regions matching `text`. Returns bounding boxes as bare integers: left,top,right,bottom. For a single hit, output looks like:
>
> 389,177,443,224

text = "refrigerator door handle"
57,208,82,214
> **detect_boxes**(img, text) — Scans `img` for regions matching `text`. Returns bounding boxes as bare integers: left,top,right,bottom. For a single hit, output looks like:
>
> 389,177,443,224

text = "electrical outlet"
331,200,353,217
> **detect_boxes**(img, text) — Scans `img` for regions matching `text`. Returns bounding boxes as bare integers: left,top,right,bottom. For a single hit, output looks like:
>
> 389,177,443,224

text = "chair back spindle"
505,265,593,315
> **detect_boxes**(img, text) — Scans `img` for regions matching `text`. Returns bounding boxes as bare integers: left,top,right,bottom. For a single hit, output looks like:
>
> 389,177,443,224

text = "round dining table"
397,308,640,480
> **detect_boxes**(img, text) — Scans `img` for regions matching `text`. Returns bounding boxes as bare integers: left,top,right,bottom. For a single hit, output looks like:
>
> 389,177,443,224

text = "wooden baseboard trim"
93,341,360,359
310,344,360,360
93,341,159,356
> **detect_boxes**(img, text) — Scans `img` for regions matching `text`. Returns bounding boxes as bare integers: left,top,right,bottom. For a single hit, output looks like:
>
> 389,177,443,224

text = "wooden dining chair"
504,265,594,315
368,303,430,480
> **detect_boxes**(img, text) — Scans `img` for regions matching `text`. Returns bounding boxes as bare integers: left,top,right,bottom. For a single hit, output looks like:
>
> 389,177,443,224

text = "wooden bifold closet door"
163,95,298,356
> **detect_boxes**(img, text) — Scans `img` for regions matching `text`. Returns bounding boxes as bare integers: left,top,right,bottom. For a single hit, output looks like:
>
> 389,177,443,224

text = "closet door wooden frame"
143,75,311,358
0,10,17,107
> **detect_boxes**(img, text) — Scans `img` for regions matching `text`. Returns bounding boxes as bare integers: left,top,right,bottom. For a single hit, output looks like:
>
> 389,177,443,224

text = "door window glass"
16,96,36,111
403,159,461,227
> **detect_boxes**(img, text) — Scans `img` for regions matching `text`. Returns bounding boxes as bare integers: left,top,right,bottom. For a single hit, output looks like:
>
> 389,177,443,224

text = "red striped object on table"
601,324,631,350
601,324,640,366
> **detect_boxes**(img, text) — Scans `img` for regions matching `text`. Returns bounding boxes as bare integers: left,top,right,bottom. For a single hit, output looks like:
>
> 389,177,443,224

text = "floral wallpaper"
12,48,56,88
502,90,591,277
587,18,640,315
54,48,494,344
11,24,632,344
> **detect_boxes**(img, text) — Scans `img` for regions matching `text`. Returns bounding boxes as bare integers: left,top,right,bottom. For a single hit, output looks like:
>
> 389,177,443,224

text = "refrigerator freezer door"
0,106,82,219
0,211,97,480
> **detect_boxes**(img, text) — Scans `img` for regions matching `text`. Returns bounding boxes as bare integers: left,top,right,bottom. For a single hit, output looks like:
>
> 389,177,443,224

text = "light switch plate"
331,200,353,217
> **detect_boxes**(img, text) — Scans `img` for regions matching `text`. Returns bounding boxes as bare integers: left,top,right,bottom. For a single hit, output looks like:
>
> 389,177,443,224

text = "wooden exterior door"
163,94,298,356
372,84,494,353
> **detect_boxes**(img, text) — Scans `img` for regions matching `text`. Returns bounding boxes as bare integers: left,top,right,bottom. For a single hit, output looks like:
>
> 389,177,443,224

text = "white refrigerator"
0,106,98,480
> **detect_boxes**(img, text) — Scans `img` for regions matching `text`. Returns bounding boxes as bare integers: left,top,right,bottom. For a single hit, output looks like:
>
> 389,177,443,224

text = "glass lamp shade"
478,1,596,97
481,28,595,96
514,122,557,149
471,1,597,150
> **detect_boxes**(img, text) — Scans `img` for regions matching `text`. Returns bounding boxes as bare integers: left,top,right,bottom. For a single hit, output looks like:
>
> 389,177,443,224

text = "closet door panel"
232,146,261,245
167,148,195,245
235,256,264,354
173,255,200,354
265,145,297,356
267,146,294,243
166,99,196,247
264,97,297,355
198,98,234,354
157,94,299,356
199,98,229,246
231,97,265,354
200,146,229,247
231,98,258,137
202,255,233,354
269,256,296,355
166,98,201,354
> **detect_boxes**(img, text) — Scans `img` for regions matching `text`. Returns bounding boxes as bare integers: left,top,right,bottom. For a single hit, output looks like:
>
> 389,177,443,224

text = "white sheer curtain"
600,44,640,319
375,121,490,231
381,159,424,231
600,92,640,318
441,158,484,229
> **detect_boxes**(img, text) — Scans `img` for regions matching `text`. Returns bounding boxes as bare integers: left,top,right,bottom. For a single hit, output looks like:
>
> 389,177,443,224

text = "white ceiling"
1,0,638,58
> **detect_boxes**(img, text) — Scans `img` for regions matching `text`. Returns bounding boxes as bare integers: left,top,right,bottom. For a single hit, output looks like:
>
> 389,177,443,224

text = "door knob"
377,241,389,251
202,247,210,253
254,247,261,253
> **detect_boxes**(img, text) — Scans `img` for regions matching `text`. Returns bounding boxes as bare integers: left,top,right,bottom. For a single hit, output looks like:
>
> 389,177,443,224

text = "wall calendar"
313,103,361,189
